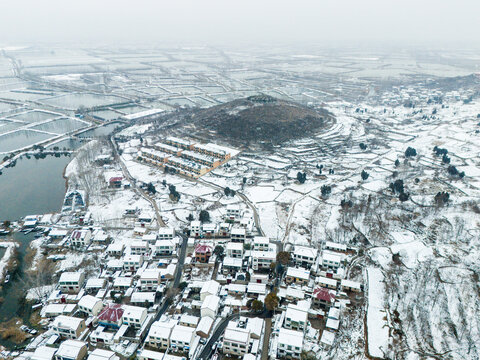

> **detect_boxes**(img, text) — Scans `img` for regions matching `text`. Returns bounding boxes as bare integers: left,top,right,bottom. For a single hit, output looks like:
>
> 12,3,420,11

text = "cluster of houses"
16,179,362,360
138,136,233,178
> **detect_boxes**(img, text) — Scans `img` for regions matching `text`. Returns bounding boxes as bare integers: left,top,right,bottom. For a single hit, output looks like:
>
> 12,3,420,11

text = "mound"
191,95,334,145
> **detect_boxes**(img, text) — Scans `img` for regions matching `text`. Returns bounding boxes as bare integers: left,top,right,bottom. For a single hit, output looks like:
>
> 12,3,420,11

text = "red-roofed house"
109,177,123,188
312,287,336,310
194,243,213,263
98,304,124,329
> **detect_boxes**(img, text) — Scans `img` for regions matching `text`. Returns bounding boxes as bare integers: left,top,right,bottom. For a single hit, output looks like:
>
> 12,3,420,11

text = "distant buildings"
138,137,235,178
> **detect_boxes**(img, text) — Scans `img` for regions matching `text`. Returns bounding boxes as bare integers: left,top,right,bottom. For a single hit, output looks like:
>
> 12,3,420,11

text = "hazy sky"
0,0,479,48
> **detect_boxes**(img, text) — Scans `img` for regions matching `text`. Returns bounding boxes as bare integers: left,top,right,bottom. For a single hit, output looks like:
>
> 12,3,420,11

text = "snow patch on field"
367,267,390,359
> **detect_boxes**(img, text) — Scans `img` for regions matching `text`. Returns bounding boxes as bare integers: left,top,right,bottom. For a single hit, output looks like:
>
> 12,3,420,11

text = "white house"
324,241,347,253
106,243,124,257
200,280,220,301
317,276,338,290
179,314,199,328
70,229,92,248
226,204,242,221
170,324,195,353
231,227,246,242
284,303,308,331
322,251,342,269
78,295,103,316
54,340,87,360
223,326,251,356
196,316,214,338
52,315,86,339
58,272,85,294
226,242,244,258
153,239,175,256
87,349,119,360
146,319,176,349
122,305,147,328
285,267,310,286
252,237,270,251
201,295,220,319
251,250,276,271
139,268,161,291
130,241,149,256
292,245,318,268
190,221,202,237
277,328,304,359
123,254,144,271
158,227,175,240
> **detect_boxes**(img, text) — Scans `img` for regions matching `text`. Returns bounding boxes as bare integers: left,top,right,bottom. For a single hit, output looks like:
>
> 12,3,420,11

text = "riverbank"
0,242,18,283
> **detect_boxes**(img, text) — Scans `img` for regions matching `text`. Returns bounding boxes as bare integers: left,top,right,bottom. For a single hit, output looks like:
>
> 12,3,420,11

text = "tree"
276,251,290,266
399,192,409,202
434,191,450,207
265,290,279,311
186,214,194,222
224,187,231,196
297,172,307,184
147,182,156,194
243,177,247,184
394,159,400,167
361,170,369,180
178,281,188,291
389,179,404,194
359,142,367,150
213,245,224,259
405,147,417,157
442,154,450,164
199,210,210,223
321,185,332,196
251,300,264,313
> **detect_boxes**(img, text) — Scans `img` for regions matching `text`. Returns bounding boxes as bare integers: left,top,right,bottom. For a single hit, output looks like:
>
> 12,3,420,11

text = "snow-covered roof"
78,295,102,310
85,278,106,289
285,304,308,323
180,314,199,326
223,257,243,267
200,280,220,295
317,276,337,287
53,315,83,330
122,305,146,320
341,279,361,290
286,267,310,280
226,242,243,251
196,316,214,334
170,324,195,343
320,329,335,346
325,241,347,251
224,327,250,344
294,245,318,259
201,294,220,313
326,317,340,330
278,328,304,348
55,340,86,358
131,292,156,303
59,272,83,283
247,282,267,294
87,349,118,360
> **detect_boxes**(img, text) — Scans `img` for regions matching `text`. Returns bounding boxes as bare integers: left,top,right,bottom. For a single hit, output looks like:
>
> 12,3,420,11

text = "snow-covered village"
1,2,480,360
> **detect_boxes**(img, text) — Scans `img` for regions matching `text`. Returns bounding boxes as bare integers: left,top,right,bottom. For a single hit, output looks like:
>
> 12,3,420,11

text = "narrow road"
110,136,165,227
197,313,240,360
261,318,272,360
154,233,188,322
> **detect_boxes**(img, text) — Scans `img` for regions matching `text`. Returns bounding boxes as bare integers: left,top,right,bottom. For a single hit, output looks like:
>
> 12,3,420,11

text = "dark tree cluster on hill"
340,199,353,209
359,142,367,150
405,147,417,157
146,182,156,194
168,184,180,201
442,154,451,164
199,210,210,223
321,185,332,196
361,170,370,180
224,187,236,197
395,159,400,167
433,146,448,156
434,191,450,206
329,169,334,175
447,165,465,178
186,213,194,221
389,179,409,202
297,172,307,184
